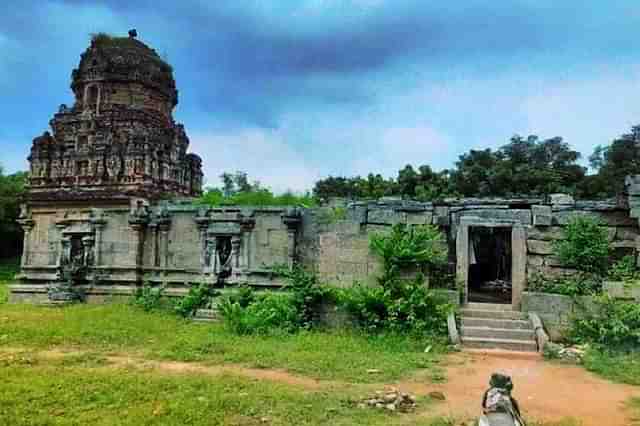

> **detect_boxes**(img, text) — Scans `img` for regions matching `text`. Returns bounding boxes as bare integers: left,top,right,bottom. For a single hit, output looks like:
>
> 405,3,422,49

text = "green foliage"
219,291,301,335
174,283,218,318
582,348,640,386
370,224,447,272
452,135,585,197
198,172,316,207
219,266,332,334
584,125,640,197
131,283,166,312
569,295,640,349
339,276,453,335
608,255,640,282
528,273,603,296
0,168,27,259
553,216,610,275
339,224,453,335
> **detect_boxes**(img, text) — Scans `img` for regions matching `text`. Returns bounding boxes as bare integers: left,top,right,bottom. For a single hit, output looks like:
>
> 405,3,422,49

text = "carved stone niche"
57,221,96,269
203,221,243,279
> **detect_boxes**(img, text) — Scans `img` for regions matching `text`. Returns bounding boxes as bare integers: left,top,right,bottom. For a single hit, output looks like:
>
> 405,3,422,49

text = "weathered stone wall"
10,201,301,302
11,194,640,305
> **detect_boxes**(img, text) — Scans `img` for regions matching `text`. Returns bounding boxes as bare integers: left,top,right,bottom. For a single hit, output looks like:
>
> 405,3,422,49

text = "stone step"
461,326,535,341
461,336,538,352
461,317,532,330
460,309,527,320
193,309,219,322
464,302,513,311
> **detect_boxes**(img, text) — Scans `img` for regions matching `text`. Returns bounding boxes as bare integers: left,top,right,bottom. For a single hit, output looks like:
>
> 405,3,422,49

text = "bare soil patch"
396,350,640,426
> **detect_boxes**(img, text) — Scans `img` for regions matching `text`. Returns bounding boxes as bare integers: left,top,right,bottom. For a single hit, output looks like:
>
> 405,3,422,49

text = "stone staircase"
460,303,538,352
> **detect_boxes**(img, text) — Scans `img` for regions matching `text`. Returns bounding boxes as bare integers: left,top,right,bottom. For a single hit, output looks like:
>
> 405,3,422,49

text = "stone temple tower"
27,31,203,201
13,31,206,303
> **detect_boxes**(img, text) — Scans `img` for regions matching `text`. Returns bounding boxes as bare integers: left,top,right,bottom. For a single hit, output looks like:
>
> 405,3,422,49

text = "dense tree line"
0,167,27,259
313,126,640,201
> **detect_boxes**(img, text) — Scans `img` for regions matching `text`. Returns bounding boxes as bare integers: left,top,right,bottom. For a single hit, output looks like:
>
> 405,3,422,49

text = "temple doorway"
467,226,512,304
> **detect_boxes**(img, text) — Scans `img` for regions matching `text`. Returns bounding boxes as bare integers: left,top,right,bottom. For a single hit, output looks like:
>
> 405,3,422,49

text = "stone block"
527,255,545,267
433,206,450,226
532,205,552,226
367,208,402,225
552,210,636,227
616,227,640,241
527,226,564,241
527,240,554,255
549,193,574,205
456,209,532,225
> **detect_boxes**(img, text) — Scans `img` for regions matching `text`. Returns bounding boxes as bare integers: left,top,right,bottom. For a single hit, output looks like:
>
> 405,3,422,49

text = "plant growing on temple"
527,273,603,296
339,224,453,335
608,255,640,283
218,289,301,335
553,216,610,275
370,223,447,285
132,283,166,312
174,283,219,318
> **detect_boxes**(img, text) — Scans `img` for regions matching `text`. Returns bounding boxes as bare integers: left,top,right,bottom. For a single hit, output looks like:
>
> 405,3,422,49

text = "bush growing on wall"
570,295,640,350
553,216,610,275
339,223,453,335
218,266,332,334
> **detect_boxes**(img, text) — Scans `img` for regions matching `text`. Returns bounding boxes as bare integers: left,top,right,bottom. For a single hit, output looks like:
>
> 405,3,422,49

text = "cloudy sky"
1,1,639,192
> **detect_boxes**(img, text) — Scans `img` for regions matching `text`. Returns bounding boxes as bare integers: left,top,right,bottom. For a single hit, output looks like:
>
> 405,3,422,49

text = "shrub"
339,275,453,335
553,216,610,275
174,283,219,318
218,291,300,335
218,266,332,334
132,283,166,312
569,295,640,350
339,224,453,335
528,273,602,296
608,255,640,282
370,224,447,273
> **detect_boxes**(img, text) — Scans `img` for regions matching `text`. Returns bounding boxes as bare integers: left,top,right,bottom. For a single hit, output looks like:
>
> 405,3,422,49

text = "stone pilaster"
18,219,35,268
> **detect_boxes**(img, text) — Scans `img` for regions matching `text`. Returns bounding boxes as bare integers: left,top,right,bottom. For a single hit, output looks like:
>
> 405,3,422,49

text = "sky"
1,1,640,192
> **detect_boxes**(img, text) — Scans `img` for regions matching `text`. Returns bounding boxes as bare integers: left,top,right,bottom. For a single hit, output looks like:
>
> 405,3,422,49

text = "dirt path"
396,350,640,426
2,347,638,425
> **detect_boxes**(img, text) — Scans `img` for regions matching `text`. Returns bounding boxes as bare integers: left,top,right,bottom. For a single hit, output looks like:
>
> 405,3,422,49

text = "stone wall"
10,200,301,302
11,193,640,305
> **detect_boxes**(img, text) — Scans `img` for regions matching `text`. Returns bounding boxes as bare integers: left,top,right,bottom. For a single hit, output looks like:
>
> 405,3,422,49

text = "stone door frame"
455,218,526,309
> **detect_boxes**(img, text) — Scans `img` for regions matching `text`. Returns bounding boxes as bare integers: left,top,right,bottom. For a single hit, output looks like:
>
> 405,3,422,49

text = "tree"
585,125,640,197
0,167,27,259
451,135,585,197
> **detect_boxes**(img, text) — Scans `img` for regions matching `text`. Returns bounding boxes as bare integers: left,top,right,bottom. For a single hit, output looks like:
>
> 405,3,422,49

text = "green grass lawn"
0,302,445,384
0,353,415,426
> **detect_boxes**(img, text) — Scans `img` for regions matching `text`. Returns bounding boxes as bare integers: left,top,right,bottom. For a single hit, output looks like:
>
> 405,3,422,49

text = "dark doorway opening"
468,227,512,304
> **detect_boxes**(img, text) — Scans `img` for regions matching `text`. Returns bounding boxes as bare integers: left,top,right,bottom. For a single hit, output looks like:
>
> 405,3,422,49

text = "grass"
0,303,445,383
582,348,640,386
0,355,399,426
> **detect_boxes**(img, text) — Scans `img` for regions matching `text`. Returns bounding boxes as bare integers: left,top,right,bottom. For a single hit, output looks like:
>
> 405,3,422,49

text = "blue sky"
1,1,640,192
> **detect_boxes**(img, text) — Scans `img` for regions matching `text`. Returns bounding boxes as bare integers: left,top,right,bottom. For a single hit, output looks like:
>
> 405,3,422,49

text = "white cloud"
189,128,321,193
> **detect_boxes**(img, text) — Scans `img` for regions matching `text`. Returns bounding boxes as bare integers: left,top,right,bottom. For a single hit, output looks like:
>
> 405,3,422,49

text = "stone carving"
26,30,203,202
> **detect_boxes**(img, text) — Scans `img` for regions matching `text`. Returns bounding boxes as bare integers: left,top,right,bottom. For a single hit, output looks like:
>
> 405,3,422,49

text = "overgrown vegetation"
219,266,333,335
339,224,453,335
528,272,602,296
569,295,640,350
217,224,453,337
553,216,610,275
